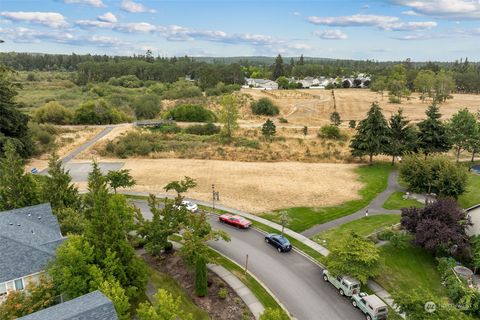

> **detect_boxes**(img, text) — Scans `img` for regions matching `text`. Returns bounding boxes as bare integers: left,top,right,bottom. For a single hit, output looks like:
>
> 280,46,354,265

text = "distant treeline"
1,52,480,93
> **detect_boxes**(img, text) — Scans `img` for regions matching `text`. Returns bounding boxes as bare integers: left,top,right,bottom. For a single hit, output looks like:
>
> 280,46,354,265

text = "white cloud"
389,0,480,19
98,12,117,23
402,10,420,16
0,11,68,28
313,29,348,40
307,14,437,31
115,22,157,33
64,0,105,7
393,33,436,40
293,11,301,16
121,0,156,13
308,14,399,27
0,27,75,43
76,19,113,28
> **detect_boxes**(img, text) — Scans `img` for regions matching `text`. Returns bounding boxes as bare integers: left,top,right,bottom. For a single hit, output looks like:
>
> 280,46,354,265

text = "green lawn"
312,215,401,249
262,163,393,232
382,192,424,210
146,266,210,320
375,243,446,299
458,173,480,209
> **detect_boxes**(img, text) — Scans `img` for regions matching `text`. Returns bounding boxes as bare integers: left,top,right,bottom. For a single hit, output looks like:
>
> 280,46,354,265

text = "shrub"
217,288,228,299
279,117,288,123
167,104,216,122
108,75,143,88
151,123,181,134
348,120,356,128
318,125,345,140
162,80,202,99
74,100,132,125
377,229,395,241
34,101,73,125
205,82,241,96
133,94,161,120
251,98,280,116
26,73,36,81
184,123,220,135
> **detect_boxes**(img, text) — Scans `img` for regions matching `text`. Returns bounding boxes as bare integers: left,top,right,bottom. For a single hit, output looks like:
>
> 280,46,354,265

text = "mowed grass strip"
146,265,211,319
459,173,480,209
312,215,401,249
382,192,424,210
375,243,447,299
263,163,393,232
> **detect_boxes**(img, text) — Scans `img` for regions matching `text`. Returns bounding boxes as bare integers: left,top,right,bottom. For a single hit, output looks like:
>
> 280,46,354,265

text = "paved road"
301,170,404,238
133,200,363,320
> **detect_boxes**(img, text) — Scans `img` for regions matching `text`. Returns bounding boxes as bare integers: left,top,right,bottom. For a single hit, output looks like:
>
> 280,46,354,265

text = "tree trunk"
369,154,373,165
472,151,476,163
391,155,395,166
456,148,461,163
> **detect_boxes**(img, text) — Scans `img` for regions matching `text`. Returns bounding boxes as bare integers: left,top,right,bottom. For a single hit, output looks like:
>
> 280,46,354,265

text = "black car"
265,233,292,252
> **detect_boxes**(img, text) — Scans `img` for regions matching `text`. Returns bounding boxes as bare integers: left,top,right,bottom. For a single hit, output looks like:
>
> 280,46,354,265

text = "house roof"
0,203,64,283
19,291,119,320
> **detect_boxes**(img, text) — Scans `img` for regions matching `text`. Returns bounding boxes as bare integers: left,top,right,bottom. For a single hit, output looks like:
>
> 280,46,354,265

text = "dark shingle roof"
0,203,64,282
18,291,119,320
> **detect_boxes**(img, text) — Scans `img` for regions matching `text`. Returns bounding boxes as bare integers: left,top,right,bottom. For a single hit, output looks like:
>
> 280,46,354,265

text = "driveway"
133,200,363,320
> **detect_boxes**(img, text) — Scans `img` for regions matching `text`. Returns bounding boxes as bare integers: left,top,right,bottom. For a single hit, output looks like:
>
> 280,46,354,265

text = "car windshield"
276,236,289,244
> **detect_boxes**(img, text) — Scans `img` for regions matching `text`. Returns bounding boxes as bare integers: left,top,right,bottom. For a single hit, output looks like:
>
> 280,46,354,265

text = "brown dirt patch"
142,252,253,320
118,158,362,213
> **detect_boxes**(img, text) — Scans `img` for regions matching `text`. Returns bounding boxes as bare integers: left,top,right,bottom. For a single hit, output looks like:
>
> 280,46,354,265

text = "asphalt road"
133,200,363,320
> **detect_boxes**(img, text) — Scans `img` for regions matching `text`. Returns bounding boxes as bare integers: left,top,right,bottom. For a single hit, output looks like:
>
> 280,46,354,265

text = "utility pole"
212,184,215,210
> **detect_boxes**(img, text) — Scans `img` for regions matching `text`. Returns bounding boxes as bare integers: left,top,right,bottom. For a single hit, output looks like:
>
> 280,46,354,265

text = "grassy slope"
375,243,446,299
147,265,211,319
459,173,480,209
263,163,392,232
312,215,400,249
382,192,424,210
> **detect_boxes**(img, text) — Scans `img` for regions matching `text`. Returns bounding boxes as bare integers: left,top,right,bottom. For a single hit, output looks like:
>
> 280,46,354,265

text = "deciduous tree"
330,111,341,126
448,108,478,162
218,94,239,138
106,169,136,194
137,289,193,320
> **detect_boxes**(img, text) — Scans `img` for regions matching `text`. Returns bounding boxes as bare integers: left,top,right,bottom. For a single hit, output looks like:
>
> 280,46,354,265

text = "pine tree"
417,105,450,156
0,141,39,210
387,109,418,164
299,54,305,65
330,111,341,126
349,103,390,164
272,54,285,80
41,153,80,211
262,119,276,141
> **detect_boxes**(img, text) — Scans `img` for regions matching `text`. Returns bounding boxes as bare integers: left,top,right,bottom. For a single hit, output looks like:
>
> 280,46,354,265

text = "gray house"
19,290,118,320
0,203,64,304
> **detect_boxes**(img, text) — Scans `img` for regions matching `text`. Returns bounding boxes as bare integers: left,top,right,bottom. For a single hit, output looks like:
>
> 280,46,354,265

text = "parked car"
174,200,198,213
322,270,360,297
351,293,388,320
218,214,252,229
265,233,292,252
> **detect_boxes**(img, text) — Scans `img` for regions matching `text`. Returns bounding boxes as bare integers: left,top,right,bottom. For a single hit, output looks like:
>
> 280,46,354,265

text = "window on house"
0,283,6,296
14,279,24,291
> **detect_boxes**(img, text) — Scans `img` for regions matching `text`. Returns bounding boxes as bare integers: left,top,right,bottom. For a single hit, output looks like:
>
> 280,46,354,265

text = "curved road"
133,200,363,320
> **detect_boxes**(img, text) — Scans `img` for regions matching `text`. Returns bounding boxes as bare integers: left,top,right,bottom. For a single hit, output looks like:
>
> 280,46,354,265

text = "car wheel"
366,315,372,320
323,275,328,281
339,289,344,296
277,247,282,253
352,301,357,308
265,238,269,243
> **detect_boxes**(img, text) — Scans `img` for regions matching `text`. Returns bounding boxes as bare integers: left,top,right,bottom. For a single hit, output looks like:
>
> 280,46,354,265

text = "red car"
219,214,252,229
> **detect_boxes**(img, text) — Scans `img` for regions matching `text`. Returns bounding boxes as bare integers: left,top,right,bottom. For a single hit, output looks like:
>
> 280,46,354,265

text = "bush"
399,154,468,198
162,80,202,99
318,125,346,140
251,98,280,116
108,75,143,88
167,104,216,122
151,123,181,134
279,117,288,123
348,120,356,128
217,288,228,299
133,94,161,120
377,229,395,241
74,100,132,125
34,101,73,125
184,123,220,135
205,82,241,96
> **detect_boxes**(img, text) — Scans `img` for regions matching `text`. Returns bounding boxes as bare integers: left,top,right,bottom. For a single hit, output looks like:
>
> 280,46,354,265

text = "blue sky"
1,0,480,61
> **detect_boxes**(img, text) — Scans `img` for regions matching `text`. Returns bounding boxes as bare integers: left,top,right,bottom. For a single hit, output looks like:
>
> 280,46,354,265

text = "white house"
245,78,278,90
0,204,64,304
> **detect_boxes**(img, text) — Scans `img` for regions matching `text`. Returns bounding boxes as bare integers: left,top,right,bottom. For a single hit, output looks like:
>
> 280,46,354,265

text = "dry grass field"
242,88,480,126
115,159,362,213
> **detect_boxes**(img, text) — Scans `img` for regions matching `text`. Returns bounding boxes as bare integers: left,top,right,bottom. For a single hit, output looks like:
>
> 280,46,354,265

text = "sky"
1,0,480,61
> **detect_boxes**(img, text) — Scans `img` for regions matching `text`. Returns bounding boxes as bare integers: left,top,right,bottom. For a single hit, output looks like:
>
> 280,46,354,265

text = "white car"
181,200,198,213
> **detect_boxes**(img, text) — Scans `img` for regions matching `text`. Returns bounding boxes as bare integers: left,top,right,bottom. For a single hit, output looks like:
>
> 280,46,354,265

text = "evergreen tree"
299,54,305,65
330,111,341,126
0,141,39,210
262,119,276,141
387,109,418,164
0,65,33,157
417,105,450,155
349,103,390,164
272,54,285,80
41,153,80,211
448,108,478,162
